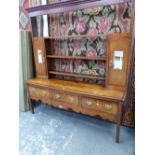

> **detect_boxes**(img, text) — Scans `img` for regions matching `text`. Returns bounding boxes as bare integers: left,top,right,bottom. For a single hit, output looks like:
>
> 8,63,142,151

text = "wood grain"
27,78,125,101
47,55,106,61
107,33,131,89
81,97,118,115
32,38,48,78
48,71,105,81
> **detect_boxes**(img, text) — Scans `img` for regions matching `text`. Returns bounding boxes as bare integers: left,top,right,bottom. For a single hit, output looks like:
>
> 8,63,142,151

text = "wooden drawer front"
82,97,117,115
52,92,79,106
29,87,50,103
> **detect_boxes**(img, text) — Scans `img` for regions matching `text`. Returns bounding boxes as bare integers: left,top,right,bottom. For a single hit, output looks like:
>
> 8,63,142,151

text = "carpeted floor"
19,103,135,155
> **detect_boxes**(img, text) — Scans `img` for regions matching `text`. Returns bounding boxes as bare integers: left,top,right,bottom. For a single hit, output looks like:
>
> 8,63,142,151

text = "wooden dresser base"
27,78,124,143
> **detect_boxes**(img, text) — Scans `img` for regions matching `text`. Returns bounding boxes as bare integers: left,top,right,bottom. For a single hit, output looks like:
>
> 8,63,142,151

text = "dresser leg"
29,99,34,114
116,103,122,143
116,122,120,143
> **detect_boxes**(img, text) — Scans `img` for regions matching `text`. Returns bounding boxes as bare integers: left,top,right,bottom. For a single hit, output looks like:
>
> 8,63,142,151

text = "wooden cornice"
26,0,132,17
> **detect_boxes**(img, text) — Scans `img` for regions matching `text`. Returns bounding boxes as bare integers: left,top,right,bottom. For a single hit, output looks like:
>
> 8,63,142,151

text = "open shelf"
44,34,107,40
49,71,105,80
47,55,106,61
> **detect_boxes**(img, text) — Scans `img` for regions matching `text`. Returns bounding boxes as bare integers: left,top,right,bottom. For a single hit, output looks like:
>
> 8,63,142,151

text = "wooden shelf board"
49,71,105,80
44,34,107,40
47,55,106,60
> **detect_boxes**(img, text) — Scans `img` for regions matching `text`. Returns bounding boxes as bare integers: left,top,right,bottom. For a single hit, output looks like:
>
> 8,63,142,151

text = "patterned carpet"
19,103,135,155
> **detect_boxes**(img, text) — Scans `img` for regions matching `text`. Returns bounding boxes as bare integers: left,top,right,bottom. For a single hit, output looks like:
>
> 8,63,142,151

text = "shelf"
47,55,106,61
44,34,107,40
49,71,105,80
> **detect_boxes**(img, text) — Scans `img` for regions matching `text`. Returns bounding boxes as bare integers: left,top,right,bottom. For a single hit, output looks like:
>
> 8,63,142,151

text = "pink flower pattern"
87,27,98,40
74,19,86,34
74,41,81,50
98,17,110,33
87,47,97,57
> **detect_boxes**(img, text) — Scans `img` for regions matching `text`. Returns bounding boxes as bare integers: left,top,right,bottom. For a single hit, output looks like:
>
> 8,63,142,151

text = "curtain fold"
19,30,33,111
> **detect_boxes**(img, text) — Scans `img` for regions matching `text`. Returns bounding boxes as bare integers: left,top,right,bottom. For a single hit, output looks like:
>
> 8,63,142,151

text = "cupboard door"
33,37,48,79
107,33,131,88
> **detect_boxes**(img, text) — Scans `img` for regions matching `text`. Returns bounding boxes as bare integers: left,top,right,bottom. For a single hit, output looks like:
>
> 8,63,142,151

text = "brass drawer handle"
104,104,112,110
69,97,75,103
55,94,60,99
85,100,92,106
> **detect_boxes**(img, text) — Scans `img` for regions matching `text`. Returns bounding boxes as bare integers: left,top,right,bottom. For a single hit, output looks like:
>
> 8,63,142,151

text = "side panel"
107,33,131,88
32,37,48,78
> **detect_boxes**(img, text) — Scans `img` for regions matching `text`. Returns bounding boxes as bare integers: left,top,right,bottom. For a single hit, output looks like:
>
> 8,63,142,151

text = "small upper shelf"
49,71,105,80
26,0,132,17
44,34,107,41
47,55,106,61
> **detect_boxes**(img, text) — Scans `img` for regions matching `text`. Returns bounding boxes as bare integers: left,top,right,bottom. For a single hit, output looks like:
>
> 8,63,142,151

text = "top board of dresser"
27,78,126,102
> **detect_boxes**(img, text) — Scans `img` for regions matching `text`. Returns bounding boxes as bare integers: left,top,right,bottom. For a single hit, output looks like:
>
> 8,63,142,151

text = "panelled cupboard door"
107,33,131,88
32,37,48,78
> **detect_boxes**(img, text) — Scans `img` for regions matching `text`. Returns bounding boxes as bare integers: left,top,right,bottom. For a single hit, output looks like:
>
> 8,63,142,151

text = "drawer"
82,97,118,115
28,86,50,103
51,92,79,106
